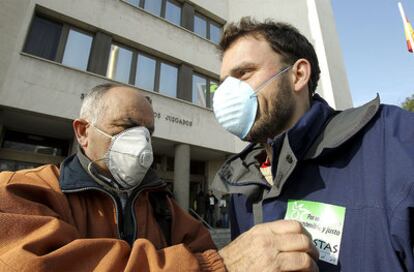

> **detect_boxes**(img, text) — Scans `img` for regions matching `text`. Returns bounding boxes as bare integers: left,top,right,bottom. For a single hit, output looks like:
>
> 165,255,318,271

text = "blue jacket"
213,95,414,271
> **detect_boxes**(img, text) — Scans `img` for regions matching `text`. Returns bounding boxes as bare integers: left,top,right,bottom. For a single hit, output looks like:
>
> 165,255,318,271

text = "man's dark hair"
219,17,321,94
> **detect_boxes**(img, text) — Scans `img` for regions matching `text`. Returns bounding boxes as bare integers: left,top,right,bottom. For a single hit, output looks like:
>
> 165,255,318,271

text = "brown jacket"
0,155,225,272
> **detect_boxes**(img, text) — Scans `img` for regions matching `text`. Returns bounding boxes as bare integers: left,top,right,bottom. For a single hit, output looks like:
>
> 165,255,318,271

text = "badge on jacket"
284,200,346,265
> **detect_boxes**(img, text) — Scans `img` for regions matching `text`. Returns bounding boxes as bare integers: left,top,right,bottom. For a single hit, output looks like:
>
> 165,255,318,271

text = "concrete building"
0,0,352,211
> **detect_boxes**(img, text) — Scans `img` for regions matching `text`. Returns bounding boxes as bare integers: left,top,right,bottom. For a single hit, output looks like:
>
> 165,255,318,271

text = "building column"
173,144,190,210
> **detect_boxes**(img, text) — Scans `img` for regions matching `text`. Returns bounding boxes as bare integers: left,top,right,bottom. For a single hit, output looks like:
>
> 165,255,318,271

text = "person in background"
206,189,217,227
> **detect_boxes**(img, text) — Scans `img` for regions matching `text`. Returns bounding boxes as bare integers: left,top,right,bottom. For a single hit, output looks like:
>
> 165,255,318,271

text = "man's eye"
238,69,251,79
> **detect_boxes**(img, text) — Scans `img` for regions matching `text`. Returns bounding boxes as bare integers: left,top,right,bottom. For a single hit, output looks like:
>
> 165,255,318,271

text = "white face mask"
213,66,292,140
89,124,153,189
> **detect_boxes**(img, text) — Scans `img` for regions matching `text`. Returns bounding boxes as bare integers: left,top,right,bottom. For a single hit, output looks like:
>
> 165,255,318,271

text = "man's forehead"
100,88,154,126
220,35,276,77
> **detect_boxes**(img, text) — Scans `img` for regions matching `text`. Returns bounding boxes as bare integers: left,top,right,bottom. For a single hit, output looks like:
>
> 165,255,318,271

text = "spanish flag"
398,2,414,53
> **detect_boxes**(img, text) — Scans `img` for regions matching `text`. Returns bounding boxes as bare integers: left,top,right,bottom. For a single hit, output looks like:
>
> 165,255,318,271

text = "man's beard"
248,75,295,143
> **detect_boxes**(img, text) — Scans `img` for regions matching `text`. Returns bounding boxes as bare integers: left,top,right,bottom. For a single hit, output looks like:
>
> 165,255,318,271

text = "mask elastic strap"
90,123,113,139
87,159,119,189
250,65,292,98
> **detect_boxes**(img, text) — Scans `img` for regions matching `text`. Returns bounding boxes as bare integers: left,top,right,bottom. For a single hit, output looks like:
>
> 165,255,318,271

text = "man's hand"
218,220,319,272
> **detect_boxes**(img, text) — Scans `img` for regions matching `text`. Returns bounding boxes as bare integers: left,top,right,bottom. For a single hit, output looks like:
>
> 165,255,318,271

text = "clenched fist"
219,220,319,272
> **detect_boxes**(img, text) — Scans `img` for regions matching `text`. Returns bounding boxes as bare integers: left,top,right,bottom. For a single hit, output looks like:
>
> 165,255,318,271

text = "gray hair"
80,83,121,124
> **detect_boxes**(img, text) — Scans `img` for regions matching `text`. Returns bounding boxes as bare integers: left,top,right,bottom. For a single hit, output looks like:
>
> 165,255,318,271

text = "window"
194,14,207,39
103,43,179,99
192,73,218,108
159,62,178,98
1,130,69,156
23,15,94,72
144,0,162,16
192,74,207,107
165,0,181,26
62,29,93,70
209,80,218,106
0,130,69,171
106,44,133,83
193,13,222,44
0,159,42,172
24,16,62,61
135,54,157,91
209,22,222,44
126,0,182,26
126,0,140,6
190,160,205,175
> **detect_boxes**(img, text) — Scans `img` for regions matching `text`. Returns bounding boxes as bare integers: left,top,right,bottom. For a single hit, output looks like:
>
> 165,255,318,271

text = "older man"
0,83,318,271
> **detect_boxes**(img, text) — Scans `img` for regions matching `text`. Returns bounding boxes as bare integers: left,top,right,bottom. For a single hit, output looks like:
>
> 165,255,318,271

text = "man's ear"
291,58,311,93
73,119,89,149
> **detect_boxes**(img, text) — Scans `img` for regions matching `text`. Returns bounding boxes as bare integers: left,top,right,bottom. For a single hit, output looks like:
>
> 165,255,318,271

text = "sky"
331,0,414,107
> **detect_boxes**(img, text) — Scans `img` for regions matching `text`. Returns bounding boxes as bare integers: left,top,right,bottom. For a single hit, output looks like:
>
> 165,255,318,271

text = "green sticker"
284,200,346,265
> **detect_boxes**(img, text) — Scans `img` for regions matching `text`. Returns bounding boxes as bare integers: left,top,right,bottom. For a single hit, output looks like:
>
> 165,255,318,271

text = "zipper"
129,183,167,243
62,186,123,240
62,182,167,244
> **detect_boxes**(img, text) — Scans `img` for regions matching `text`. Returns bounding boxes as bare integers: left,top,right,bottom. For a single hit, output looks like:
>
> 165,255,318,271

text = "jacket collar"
59,152,166,192
305,94,380,159
213,94,381,198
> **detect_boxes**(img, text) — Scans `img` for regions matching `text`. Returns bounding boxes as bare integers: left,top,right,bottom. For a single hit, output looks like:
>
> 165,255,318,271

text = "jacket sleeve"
0,166,225,272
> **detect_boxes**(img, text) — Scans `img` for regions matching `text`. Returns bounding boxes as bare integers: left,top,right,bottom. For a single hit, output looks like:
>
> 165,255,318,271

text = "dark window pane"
190,160,205,175
159,62,177,98
192,74,207,107
144,0,162,16
165,0,181,26
194,14,207,38
136,54,156,91
2,130,69,156
209,22,221,44
126,0,139,6
106,44,133,83
62,29,93,70
24,16,62,61
0,159,42,172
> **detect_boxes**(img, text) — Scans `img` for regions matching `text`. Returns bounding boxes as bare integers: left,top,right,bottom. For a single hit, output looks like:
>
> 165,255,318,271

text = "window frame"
158,60,179,98
60,26,94,71
134,51,158,91
23,14,95,72
22,14,64,61
138,0,182,25
106,42,135,84
164,0,182,26
192,72,218,108
193,12,222,44
194,12,208,39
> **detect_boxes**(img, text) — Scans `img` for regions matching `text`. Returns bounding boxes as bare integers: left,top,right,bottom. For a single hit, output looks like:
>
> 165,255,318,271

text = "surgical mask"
89,124,153,190
213,66,292,140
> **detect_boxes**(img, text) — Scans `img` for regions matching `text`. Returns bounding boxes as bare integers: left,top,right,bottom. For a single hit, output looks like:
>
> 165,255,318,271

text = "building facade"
0,0,352,211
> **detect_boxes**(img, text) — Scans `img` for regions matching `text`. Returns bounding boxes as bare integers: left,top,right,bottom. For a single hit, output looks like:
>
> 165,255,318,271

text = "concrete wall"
0,0,32,90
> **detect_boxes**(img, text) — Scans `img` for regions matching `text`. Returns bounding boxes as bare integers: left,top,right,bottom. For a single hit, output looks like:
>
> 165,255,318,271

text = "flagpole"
398,2,414,54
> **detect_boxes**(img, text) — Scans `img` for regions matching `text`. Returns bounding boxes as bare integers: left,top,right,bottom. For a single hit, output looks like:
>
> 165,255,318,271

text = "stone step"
210,228,231,249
